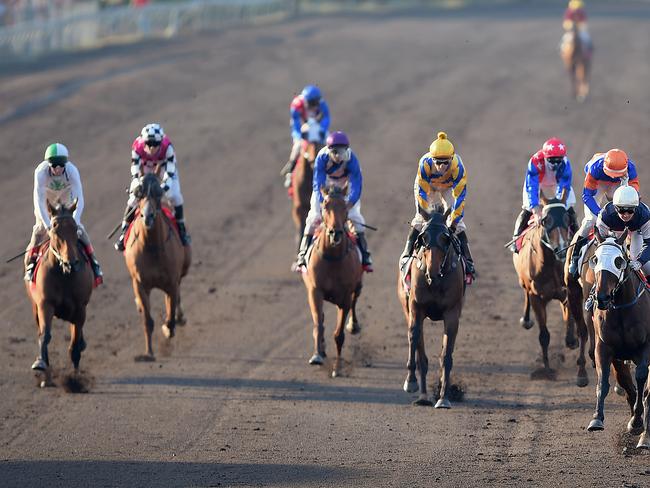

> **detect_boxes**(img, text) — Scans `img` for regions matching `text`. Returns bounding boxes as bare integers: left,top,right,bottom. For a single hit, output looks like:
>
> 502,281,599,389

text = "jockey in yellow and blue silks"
400,131,475,280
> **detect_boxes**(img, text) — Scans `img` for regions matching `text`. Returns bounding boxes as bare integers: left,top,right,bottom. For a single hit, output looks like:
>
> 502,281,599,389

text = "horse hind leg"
175,288,186,327
611,359,642,435
638,361,650,448
520,291,534,329
412,330,432,406
435,314,459,409
307,288,325,366
530,295,555,379
404,308,424,396
332,306,349,378
68,312,86,371
33,305,54,387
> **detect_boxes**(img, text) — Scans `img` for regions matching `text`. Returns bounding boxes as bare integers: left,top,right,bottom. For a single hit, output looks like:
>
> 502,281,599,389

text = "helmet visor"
431,157,452,167
48,156,67,168
615,206,636,215
145,139,161,148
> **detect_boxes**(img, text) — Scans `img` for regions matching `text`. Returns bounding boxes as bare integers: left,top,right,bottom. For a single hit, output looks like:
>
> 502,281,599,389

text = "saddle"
123,207,179,253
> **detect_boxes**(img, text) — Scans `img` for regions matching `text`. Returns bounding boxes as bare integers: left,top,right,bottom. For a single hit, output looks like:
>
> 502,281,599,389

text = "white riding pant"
522,184,576,211
304,191,365,235
411,187,466,235
577,191,610,239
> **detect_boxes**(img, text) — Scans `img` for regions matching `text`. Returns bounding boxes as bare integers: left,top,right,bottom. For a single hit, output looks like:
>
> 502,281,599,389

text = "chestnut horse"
560,23,591,102
302,185,362,378
124,173,191,360
291,118,323,253
513,198,577,379
398,205,465,408
586,229,650,449
26,200,94,383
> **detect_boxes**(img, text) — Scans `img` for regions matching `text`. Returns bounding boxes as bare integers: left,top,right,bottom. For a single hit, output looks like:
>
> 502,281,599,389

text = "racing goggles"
546,157,564,167
431,157,452,166
145,139,161,147
329,146,349,161
48,156,67,168
615,206,636,215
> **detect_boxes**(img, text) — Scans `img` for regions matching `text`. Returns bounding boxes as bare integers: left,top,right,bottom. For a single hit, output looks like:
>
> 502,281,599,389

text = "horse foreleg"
520,291,534,329
587,339,612,431
435,311,459,409
403,304,423,395
412,328,431,406
561,296,578,350
133,279,155,360
306,287,324,365
332,305,350,378
530,295,552,373
612,358,642,435
638,357,650,448
69,309,86,371
162,287,178,340
32,305,54,373
567,278,589,386
345,285,361,334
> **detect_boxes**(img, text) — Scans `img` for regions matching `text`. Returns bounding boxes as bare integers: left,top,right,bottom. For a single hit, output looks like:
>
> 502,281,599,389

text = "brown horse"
586,229,650,449
560,23,591,102
26,200,94,384
124,173,191,360
301,185,363,378
398,205,465,408
291,120,323,254
513,198,577,379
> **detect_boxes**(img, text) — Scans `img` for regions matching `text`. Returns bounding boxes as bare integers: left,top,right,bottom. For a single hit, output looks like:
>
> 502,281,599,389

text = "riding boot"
400,227,419,263
23,248,39,282
511,209,533,253
567,207,579,235
569,236,587,278
114,206,136,251
356,232,373,272
174,205,191,246
293,234,313,272
457,231,476,280
84,244,103,287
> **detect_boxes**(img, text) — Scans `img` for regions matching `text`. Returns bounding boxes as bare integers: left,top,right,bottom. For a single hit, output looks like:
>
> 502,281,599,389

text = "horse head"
320,184,348,248
539,196,571,258
591,227,629,310
418,205,455,285
47,199,81,274
135,173,164,230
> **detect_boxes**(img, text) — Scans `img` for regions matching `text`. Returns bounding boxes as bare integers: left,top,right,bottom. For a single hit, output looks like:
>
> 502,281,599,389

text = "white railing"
0,0,295,59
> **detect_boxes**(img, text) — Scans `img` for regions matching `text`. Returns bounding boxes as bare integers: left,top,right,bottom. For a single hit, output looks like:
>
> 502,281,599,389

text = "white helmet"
140,123,164,144
613,185,639,208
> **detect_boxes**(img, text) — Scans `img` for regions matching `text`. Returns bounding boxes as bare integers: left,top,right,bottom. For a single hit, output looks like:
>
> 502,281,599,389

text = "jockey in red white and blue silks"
293,131,372,272
568,148,640,276
280,85,330,186
511,138,578,250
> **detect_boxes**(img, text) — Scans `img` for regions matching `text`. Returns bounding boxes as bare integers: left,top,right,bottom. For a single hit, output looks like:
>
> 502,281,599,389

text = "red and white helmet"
542,137,567,159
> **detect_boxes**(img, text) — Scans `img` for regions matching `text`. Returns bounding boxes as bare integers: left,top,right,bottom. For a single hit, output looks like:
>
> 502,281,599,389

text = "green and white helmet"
44,143,69,167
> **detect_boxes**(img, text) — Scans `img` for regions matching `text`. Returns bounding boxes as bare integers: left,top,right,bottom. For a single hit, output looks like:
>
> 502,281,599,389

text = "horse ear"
617,228,629,246
70,198,78,213
320,186,328,200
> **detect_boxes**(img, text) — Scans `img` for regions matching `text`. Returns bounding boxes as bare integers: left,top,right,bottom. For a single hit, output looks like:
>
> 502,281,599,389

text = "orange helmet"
603,149,629,178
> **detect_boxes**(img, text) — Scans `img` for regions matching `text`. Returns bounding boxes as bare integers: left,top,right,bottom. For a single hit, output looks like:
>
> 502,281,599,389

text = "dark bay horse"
26,200,94,384
124,173,191,360
560,23,591,102
513,198,577,379
302,185,363,378
398,206,465,408
586,229,650,449
291,118,323,253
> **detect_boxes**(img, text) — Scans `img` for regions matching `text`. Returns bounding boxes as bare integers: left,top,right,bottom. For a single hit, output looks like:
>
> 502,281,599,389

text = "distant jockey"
25,143,103,286
293,131,372,272
568,148,639,276
399,131,475,282
563,0,592,53
510,137,578,252
280,85,330,188
114,123,190,251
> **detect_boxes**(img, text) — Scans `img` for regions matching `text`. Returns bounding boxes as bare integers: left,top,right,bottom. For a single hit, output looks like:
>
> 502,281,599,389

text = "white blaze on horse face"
593,240,626,282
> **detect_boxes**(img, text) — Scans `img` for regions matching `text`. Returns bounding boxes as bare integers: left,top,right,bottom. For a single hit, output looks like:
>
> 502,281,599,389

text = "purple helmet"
326,131,350,147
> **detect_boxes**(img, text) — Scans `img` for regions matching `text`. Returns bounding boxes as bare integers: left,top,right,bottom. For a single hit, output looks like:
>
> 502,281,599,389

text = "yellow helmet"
429,131,455,158
569,0,584,9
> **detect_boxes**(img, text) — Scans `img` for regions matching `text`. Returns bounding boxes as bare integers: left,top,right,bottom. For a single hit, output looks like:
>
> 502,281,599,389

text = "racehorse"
398,205,465,408
124,173,191,361
26,200,94,385
291,118,323,253
560,22,591,102
513,198,577,379
586,229,650,449
301,185,363,378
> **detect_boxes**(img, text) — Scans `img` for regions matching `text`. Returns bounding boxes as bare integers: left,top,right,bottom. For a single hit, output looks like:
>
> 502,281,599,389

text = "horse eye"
615,256,625,269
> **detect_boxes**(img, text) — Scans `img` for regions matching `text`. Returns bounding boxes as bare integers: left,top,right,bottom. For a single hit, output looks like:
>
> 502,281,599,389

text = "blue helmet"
301,85,322,104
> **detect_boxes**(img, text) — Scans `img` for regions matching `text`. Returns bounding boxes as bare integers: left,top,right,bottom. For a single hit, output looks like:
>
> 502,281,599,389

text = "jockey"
114,123,190,251
24,143,103,286
280,85,330,188
563,0,592,52
511,137,578,252
399,131,475,281
568,148,640,276
293,131,372,272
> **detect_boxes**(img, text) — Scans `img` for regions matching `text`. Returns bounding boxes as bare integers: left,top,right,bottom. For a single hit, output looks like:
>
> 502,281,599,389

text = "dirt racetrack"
2,2,650,487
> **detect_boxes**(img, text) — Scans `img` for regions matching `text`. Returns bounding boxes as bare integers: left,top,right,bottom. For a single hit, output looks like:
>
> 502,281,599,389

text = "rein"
594,241,648,311
416,223,460,285
48,214,82,273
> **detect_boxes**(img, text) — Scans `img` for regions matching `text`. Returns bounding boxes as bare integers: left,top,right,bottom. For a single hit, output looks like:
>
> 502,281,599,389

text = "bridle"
592,239,646,311
538,202,570,260
319,194,350,261
417,221,459,286
48,214,82,273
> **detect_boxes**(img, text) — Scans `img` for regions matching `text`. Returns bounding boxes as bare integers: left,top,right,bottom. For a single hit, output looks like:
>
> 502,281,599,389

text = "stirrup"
114,236,126,252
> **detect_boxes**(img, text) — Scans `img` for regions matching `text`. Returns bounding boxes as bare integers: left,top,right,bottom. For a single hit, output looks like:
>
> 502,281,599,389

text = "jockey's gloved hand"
449,224,457,234
533,205,543,217
630,260,643,271
161,183,169,193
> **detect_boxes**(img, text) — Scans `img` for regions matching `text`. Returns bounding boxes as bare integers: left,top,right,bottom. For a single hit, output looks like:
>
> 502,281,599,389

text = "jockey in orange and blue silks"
568,148,640,276
563,0,592,53
511,138,578,252
399,131,475,281
294,131,372,272
114,123,190,251
280,85,330,187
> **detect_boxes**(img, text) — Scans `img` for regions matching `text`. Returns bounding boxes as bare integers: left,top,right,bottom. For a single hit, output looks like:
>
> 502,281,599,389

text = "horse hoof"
161,324,174,339
435,398,452,409
412,397,433,407
134,354,156,362
31,358,47,371
331,369,339,378
614,384,626,396
403,379,418,393
308,354,323,365
565,337,578,350
627,418,644,436
576,375,589,388
176,316,187,327
637,434,650,449
345,320,361,335
520,318,534,330
587,419,604,431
